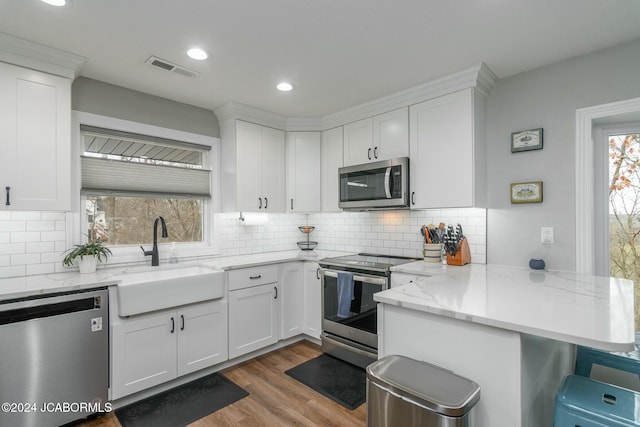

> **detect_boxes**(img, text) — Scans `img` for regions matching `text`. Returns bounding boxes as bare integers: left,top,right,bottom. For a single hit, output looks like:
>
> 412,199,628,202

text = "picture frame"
510,181,543,204
511,128,543,153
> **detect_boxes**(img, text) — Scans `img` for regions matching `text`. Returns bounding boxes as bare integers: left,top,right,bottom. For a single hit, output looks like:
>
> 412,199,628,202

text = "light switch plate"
541,227,554,244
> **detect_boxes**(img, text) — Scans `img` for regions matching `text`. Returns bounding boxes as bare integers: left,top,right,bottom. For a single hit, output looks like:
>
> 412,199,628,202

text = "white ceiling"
2,0,640,118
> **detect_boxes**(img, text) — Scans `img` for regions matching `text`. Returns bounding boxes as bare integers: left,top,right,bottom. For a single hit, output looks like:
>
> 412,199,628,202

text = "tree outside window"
609,133,640,329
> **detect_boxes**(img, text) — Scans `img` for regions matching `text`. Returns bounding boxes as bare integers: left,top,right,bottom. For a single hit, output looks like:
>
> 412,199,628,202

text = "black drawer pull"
250,275,262,280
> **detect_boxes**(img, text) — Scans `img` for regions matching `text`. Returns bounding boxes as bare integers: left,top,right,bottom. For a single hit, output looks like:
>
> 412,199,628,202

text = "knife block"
446,237,471,266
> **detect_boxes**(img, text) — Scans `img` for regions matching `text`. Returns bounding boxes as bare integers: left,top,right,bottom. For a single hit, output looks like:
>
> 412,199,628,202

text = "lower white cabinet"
228,282,280,359
111,299,228,400
303,262,322,339
281,262,304,339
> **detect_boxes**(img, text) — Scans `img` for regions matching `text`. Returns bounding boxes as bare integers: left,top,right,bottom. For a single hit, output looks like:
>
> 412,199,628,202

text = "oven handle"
320,269,387,286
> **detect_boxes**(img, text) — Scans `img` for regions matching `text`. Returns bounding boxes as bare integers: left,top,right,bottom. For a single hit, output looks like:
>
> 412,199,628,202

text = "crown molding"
285,117,324,131
215,63,497,133
0,33,86,79
322,63,496,129
214,101,287,130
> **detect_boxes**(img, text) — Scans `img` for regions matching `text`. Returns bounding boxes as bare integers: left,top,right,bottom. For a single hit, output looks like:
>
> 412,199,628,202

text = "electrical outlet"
541,227,554,244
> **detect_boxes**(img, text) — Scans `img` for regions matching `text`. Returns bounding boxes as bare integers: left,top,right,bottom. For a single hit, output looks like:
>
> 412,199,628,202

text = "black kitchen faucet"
140,216,168,266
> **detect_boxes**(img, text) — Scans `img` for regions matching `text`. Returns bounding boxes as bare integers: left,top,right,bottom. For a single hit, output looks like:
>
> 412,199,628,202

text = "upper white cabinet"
0,62,71,211
286,132,320,212
343,107,408,167
321,127,343,212
409,88,486,209
223,119,285,212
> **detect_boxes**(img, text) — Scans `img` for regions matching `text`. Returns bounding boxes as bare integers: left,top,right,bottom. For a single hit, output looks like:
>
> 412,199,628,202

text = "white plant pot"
78,256,97,274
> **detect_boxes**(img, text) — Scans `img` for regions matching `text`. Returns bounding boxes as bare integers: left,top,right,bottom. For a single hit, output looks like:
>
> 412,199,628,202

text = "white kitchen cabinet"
303,261,322,339
111,299,228,399
177,300,228,377
409,88,486,209
234,120,285,212
228,280,280,359
286,131,320,212
280,262,304,339
343,107,408,166
0,61,71,211
321,127,343,212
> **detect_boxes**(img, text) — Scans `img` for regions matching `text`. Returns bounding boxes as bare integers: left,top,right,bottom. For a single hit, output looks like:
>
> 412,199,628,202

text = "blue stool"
575,345,640,379
553,375,640,426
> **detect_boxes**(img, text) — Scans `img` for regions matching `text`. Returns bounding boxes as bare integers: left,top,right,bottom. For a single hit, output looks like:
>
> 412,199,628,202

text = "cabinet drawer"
228,265,279,291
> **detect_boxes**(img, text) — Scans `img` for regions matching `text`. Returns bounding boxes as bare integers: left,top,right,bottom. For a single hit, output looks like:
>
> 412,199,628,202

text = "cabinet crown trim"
215,63,497,133
0,33,86,79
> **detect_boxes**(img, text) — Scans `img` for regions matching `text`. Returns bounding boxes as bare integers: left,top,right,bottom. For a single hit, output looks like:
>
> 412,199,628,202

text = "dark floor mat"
115,372,248,427
285,354,366,410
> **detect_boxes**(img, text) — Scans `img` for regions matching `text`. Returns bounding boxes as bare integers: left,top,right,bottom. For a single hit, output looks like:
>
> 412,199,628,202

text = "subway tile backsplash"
216,208,486,262
0,208,486,279
0,211,67,278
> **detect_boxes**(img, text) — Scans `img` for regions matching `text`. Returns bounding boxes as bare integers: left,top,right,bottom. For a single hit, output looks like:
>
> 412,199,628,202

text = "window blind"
80,127,211,199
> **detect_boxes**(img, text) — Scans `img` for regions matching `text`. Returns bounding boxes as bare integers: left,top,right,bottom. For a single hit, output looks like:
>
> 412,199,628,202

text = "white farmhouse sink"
115,265,225,316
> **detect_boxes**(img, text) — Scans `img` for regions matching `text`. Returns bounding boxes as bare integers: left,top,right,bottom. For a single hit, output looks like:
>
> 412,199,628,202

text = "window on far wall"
80,125,211,246
596,122,640,331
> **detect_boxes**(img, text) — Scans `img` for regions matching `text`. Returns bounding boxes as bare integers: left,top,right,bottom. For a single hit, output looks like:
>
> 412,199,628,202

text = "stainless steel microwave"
339,157,409,210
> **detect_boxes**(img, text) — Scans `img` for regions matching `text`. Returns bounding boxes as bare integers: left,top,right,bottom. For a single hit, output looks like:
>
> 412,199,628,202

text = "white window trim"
575,97,640,274
70,111,222,266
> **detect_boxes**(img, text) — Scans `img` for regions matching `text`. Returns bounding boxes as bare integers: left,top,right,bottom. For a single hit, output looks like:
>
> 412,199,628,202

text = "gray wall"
486,38,640,270
71,77,219,137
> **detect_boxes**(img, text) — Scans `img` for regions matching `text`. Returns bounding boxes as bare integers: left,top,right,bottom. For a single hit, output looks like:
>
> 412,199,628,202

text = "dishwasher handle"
0,291,105,326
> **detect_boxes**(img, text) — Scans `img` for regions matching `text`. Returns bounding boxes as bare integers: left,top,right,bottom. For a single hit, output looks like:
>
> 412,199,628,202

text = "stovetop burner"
319,253,420,273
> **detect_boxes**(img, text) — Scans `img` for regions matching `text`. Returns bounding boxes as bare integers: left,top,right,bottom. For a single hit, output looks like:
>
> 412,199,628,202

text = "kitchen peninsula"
376,263,635,427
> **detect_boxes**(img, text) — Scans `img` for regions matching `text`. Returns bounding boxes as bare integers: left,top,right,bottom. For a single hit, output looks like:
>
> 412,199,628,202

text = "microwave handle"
320,269,387,286
384,167,392,199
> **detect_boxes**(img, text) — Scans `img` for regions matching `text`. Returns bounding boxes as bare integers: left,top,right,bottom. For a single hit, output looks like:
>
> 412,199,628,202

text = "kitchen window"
79,124,212,250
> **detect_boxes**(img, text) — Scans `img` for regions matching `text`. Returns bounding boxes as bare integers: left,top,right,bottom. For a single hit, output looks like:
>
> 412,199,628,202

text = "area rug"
285,354,366,410
115,372,249,427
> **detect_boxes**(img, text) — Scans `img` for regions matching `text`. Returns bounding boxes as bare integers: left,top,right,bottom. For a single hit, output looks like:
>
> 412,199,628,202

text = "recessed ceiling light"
187,48,208,60
276,82,294,92
41,0,67,6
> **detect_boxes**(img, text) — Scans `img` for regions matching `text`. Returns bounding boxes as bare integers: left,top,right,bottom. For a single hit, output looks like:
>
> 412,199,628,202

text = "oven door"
320,268,388,350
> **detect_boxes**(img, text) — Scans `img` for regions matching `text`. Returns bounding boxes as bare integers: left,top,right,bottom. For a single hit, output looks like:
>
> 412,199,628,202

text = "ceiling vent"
145,56,200,79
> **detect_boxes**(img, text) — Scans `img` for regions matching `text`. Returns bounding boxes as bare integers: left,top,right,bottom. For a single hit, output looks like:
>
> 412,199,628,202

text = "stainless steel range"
319,253,419,368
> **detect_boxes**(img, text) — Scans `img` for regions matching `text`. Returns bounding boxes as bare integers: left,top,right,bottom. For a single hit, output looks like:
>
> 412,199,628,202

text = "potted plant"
63,237,112,274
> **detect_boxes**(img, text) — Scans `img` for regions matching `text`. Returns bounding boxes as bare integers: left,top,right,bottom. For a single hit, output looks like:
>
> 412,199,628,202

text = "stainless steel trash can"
366,355,480,427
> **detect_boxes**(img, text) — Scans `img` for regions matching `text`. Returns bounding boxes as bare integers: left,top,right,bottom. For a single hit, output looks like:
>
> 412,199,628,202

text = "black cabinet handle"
250,274,262,280
180,314,185,331
170,317,175,333
411,191,416,205
316,268,320,280
5,187,10,206
274,286,278,299
374,146,378,159
265,197,268,209
258,197,262,209
367,148,372,160
291,198,294,210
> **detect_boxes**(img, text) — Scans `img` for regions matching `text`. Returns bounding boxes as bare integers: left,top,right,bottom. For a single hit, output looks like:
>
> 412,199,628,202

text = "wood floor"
77,340,366,427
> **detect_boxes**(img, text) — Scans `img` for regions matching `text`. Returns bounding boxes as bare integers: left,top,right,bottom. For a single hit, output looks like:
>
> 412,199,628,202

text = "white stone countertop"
0,250,351,302
378,262,635,352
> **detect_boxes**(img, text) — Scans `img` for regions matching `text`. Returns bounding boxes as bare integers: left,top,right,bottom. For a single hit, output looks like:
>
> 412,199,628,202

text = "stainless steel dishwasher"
0,288,109,427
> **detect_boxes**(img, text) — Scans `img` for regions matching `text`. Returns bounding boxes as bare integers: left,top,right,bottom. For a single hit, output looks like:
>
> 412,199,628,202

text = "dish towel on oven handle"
336,271,354,318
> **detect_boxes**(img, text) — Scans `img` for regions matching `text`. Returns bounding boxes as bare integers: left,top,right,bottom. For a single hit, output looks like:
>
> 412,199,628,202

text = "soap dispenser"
169,242,178,264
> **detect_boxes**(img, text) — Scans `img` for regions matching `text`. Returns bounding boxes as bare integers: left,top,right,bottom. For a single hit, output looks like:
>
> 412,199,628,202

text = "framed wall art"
511,128,543,153
510,181,543,204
